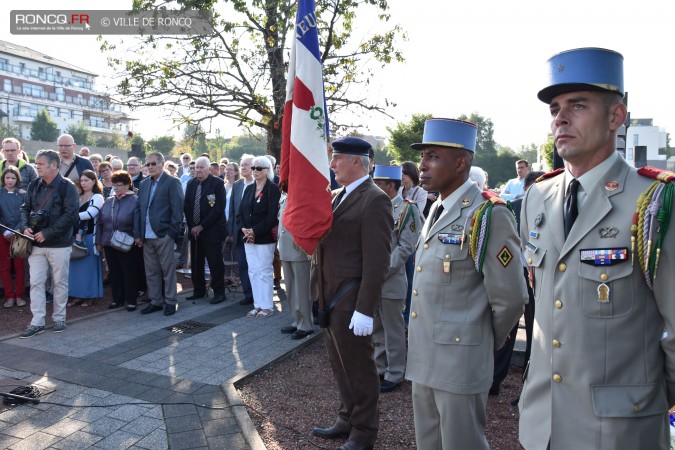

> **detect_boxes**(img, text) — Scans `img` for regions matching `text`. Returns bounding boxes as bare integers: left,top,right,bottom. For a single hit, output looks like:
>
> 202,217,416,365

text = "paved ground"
0,284,320,450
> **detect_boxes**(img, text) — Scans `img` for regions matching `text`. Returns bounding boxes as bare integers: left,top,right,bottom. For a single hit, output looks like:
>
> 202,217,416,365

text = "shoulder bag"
110,197,134,252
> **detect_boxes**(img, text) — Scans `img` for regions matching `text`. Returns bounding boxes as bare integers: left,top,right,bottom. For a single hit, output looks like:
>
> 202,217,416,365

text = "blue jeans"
403,254,415,324
236,240,253,300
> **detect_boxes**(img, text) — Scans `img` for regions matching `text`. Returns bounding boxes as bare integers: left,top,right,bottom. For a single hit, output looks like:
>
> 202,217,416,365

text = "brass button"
558,263,567,272
455,337,461,343
412,290,418,296
445,254,450,259
552,339,561,348
633,403,639,412
527,258,533,265
411,312,417,319
555,300,563,309
416,266,422,272
553,373,562,383
423,244,429,250
600,273,608,281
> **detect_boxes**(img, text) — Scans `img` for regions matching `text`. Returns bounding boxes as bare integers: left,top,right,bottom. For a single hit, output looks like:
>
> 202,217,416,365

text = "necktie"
193,182,202,225
563,178,579,239
333,189,346,211
430,204,444,228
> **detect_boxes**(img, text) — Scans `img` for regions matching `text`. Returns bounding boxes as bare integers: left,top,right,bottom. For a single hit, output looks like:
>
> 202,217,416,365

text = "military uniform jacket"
406,181,526,394
518,156,675,450
381,195,421,299
316,177,393,316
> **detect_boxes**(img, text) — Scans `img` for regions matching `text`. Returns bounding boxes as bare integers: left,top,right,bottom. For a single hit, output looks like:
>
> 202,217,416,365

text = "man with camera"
19,149,79,338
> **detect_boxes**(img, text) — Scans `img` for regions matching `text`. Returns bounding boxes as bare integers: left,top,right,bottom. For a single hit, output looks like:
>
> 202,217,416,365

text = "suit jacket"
382,195,421,299
316,177,393,317
228,178,252,243
236,179,280,245
184,174,226,243
406,182,527,395
518,156,675,450
278,195,311,262
132,173,144,191
133,173,184,240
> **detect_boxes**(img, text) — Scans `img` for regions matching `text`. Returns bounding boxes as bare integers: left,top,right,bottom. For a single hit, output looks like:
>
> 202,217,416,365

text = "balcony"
0,61,93,90
5,85,128,117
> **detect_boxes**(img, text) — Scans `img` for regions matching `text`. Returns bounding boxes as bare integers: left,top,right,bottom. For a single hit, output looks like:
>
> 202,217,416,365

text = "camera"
29,210,49,231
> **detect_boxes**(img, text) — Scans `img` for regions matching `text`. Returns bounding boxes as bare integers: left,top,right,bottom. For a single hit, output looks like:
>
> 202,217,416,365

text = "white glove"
349,311,373,336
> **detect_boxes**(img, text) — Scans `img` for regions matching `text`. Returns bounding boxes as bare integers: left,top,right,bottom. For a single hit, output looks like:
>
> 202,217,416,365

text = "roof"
0,40,97,77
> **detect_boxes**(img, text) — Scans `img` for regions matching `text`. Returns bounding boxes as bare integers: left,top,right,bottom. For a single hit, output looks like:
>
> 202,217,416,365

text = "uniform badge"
534,213,544,227
529,230,539,239
597,283,610,303
409,221,417,233
605,181,619,192
525,242,538,253
451,224,463,232
599,227,619,238
497,246,513,268
207,194,216,207
462,198,471,207
579,248,628,266
438,233,462,245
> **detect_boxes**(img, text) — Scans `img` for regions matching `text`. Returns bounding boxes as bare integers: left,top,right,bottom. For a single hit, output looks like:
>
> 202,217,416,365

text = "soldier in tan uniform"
519,47,675,450
406,118,527,449
372,165,422,393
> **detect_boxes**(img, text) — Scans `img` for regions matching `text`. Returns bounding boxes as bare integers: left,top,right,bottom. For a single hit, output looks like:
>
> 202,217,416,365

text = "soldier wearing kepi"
406,118,527,449
519,48,675,450
372,165,422,393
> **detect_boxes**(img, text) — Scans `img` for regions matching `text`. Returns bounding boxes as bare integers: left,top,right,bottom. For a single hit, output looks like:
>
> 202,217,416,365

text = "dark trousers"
106,245,141,306
324,310,379,446
235,240,253,300
524,268,535,369
190,235,225,296
403,254,415,324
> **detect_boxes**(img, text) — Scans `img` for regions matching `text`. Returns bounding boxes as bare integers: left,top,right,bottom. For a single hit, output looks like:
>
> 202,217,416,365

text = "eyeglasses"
58,144,73,148
251,166,268,172
2,149,17,153
182,156,190,160
127,164,140,167
144,161,159,167
113,183,126,188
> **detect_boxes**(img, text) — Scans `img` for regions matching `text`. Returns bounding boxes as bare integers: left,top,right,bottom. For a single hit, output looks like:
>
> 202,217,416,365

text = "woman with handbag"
68,170,104,306
0,166,27,308
236,156,280,319
95,171,141,312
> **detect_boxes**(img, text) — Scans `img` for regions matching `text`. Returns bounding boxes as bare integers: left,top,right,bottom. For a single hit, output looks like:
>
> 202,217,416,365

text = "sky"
2,0,674,151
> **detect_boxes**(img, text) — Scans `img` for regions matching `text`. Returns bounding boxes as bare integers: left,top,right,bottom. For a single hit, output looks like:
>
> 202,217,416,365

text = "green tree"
30,110,59,142
181,124,207,155
516,143,538,166
102,0,405,161
66,122,95,146
223,132,268,163
95,133,124,149
386,113,431,163
0,124,21,139
540,133,555,171
130,133,146,154
147,135,176,156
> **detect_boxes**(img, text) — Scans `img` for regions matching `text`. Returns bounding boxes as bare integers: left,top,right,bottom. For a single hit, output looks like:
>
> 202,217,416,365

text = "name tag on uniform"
579,248,628,266
437,233,462,245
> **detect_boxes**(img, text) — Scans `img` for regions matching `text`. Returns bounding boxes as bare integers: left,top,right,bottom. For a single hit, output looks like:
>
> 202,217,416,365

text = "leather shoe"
281,326,297,334
210,295,226,304
337,441,373,450
291,329,314,340
186,293,207,301
239,297,254,305
164,304,178,316
380,379,400,393
312,425,350,439
140,304,163,315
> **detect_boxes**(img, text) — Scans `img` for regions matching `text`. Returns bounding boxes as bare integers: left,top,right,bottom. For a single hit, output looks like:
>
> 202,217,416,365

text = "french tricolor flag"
279,0,332,255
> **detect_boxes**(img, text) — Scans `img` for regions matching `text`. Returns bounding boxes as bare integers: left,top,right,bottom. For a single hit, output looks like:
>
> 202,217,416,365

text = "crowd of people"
2,47,675,450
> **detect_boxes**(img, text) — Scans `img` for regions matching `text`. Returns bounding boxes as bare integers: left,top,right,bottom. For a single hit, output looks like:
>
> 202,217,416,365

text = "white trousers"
244,242,275,310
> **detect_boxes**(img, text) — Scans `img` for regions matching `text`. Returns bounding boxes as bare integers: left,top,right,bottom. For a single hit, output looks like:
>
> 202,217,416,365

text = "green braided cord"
652,183,674,279
477,202,493,277
637,182,659,272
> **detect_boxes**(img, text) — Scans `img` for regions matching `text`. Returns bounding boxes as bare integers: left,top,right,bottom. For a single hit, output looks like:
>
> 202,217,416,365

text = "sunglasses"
251,166,268,171
144,161,159,167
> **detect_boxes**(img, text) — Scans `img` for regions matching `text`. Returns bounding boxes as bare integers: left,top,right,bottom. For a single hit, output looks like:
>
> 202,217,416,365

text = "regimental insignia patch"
409,220,416,233
497,246,513,268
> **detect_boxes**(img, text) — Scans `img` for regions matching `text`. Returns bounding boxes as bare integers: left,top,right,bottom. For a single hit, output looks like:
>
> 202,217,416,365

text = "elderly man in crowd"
127,157,144,190
1,138,36,190
56,134,93,184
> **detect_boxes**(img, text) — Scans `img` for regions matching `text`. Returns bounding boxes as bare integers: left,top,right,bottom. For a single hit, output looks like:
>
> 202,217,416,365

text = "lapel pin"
534,212,544,227
605,181,619,191
462,198,471,207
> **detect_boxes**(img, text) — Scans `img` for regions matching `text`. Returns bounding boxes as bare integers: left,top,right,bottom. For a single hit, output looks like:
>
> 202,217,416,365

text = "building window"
3,79,10,93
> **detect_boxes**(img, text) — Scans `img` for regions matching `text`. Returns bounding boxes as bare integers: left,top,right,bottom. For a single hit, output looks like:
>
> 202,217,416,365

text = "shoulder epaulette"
535,168,564,183
481,190,506,205
632,166,674,290
637,166,675,183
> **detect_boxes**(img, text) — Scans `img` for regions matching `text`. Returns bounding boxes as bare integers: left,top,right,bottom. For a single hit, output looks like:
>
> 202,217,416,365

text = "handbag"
71,241,88,260
10,237,32,259
110,197,134,252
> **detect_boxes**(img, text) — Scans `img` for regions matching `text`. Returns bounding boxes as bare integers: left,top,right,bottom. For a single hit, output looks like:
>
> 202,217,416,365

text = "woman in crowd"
96,171,142,311
400,161,427,221
236,156,280,318
98,161,114,198
68,170,104,306
110,158,124,172
223,162,241,285
89,153,103,176
0,166,26,308
164,161,178,177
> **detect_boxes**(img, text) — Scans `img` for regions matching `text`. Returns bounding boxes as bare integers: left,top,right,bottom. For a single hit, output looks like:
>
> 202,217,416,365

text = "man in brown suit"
312,137,393,450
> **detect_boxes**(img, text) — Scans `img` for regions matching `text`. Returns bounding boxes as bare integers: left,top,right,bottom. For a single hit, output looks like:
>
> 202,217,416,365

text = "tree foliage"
95,133,124,149
386,113,431,163
30,110,59,142
66,122,96,146
223,131,268,163
540,133,555,171
102,0,405,161
148,135,176,155
0,124,21,140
